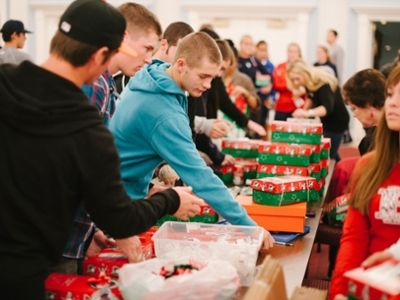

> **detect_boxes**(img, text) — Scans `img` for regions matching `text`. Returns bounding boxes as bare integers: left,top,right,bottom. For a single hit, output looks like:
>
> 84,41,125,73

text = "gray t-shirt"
0,47,32,65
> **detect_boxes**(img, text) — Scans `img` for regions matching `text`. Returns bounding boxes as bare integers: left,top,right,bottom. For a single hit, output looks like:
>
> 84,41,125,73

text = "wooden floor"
307,244,330,279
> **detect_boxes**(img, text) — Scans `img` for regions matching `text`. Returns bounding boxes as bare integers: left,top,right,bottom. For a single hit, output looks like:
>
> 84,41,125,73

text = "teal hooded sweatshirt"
109,60,256,226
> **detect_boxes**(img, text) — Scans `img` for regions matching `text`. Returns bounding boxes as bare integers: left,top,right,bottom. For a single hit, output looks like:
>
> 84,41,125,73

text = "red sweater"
330,153,400,299
272,62,297,113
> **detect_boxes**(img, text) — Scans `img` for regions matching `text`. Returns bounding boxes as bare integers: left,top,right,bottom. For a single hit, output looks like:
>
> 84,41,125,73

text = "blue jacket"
109,60,256,226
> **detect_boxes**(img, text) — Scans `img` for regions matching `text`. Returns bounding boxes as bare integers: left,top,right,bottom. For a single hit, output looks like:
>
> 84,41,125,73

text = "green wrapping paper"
258,142,312,167
221,138,260,158
258,153,310,166
235,159,258,181
310,144,321,163
252,189,309,206
271,132,322,145
250,176,317,206
320,149,330,159
215,173,233,185
270,121,323,145
156,205,218,226
327,195,349,225
222,148,258,158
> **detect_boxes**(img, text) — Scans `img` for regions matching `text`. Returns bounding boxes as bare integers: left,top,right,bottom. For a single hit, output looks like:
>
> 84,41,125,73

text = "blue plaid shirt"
62,70,118,258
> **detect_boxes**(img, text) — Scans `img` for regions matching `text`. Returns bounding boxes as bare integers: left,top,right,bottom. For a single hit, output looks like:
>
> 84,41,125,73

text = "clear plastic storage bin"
152,222,264,286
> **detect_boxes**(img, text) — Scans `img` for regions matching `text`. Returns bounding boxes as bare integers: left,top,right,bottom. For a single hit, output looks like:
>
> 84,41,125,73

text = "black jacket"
359,126,376,155
0,62,180,284
309,84,349,133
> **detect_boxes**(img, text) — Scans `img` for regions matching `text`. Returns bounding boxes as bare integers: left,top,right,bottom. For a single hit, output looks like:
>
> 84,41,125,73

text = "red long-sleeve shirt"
272,62,297,113
330,152,400,299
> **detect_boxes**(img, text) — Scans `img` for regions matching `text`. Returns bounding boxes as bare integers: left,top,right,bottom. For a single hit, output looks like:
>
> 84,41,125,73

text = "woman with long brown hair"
330,66,400,300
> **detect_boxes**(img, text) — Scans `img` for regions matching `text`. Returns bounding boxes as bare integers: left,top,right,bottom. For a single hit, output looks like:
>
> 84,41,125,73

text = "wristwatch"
307,109,315,117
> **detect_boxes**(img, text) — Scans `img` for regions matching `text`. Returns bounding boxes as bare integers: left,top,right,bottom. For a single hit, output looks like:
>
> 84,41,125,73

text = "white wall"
203,18,304,66
2,0,400,78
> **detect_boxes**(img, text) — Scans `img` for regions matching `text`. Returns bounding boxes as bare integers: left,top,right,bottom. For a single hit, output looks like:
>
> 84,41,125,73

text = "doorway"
373,21,400,70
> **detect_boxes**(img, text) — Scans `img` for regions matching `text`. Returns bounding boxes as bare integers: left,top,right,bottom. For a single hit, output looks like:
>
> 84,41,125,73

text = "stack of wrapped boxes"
235,120,331,233
268,121,330,196
217,138,260,185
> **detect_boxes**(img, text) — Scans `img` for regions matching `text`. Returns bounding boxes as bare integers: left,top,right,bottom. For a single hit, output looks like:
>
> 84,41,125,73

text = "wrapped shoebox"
235,159,258,181
308,163,321,181
221,138,259,158
271,121,323,145
258,142,312,167
320,138,331,159
236,195,306,232
83,230,156,278
320,159,330,178
156,204,218,226
45,273,122,300
326,194,349,225
344,259,400,300
250,176,318,206
214,165,236,185
257,164,309,178
152,221,264,286
310,144,321,163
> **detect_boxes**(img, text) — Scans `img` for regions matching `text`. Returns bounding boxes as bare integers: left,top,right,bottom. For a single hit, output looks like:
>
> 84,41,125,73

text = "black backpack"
113,72,130,94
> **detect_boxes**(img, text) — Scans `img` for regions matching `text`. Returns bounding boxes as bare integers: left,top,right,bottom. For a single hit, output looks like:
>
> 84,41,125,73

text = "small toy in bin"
151,222,264,286
118,257,240,300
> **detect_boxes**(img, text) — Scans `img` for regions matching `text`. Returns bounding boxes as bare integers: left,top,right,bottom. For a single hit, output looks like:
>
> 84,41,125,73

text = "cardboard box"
242,255,288,300
258,142,312,167
242,255,327,300
236,195,306,232
271,121,323,145
290,287,327,300
45,273,122,300
344,259,400,300
250,176,317,206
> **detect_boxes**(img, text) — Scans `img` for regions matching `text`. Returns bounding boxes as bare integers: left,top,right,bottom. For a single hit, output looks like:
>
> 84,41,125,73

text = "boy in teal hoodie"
109,32,274,248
